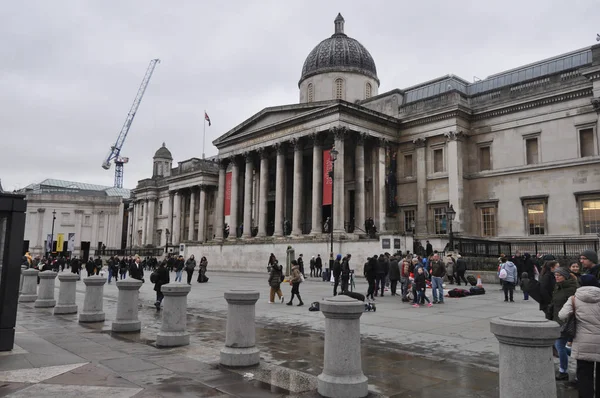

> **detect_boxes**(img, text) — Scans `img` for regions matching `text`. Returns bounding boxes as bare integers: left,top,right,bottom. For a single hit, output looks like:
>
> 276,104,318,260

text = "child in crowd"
413,267,433,308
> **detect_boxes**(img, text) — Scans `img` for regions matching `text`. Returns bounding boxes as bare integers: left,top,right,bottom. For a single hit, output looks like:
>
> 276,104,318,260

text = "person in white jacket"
558,274,600,397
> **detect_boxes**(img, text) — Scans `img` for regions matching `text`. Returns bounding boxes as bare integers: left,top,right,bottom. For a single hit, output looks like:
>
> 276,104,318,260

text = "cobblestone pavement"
0,271,579,397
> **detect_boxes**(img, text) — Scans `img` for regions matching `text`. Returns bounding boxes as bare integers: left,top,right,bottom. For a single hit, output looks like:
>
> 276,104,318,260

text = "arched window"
365,83,372,99
307,83,314,102
335,78,344,100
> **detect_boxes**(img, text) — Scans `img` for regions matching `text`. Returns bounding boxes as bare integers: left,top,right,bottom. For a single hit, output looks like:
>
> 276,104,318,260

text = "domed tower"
153,142,173,178
299,13,379,104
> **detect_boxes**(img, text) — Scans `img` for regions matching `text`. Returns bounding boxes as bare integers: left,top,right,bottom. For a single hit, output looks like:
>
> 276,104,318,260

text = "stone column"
318,295,368,398
19,269,39,302
112,280,143,332
79,276,106,323
147,199,155,245
445,131,465,233
229,158,240,240
214,160,227,241
332,127,346,233
156,283,192,347
198,185,207,243
172,191,181,244
355,134,366,234
242,153,254,239
377,138,387,233
132,203,138,246
140,202,147,246
36,208,45,249
91,212,99,253
54,273,79,314
165,193,173,245
257,149,269,237
273,144,286,237
220,290,260,367
75,209,83,253
188,189,196,241
490,314,559,398
414,138,427,234
126,207,133,247
310,135,323,235
292,138,303,236
34,271,57,308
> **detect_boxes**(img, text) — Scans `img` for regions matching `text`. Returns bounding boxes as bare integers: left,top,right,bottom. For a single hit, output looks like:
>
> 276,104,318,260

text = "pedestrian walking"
185,255,196,285
286,260,304,306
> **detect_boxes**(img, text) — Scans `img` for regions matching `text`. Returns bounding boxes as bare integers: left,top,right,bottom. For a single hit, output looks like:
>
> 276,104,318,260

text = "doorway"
81,241,90,261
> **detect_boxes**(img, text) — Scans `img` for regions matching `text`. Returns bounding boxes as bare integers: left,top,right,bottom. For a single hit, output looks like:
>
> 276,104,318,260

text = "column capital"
74,209,84,214
356,132,367,145
290,137,303,151
243,151,255,163
230,156,241,167
445,131,466,142
37,208,46,213
199,184,208,191
310,132,325,147
377,137,389,148
218,158,230,170
275,142,286,155
330,126,347,140
413,137,427,148
258,147,269,160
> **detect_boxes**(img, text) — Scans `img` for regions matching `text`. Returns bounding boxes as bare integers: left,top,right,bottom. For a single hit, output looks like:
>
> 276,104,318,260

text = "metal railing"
103,248,165,257
455,237,599,258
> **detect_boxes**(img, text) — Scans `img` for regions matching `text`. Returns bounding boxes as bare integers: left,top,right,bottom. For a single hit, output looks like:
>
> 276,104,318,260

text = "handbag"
560,296,577,339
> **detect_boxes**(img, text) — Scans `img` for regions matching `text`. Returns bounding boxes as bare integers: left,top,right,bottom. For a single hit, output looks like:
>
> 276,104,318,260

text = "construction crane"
102,58,161,188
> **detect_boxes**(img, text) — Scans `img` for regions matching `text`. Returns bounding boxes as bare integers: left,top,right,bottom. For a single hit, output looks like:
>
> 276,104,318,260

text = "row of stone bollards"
18,269,191,348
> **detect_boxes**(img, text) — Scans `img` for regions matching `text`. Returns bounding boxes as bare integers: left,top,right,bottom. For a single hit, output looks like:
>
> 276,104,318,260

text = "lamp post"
165,228,170,255
446,204,456,252
329,147,338,266
49,209,56,256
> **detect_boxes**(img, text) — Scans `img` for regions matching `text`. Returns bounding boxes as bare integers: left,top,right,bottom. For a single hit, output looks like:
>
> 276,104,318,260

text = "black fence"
455,237,599,258
102,248,166,257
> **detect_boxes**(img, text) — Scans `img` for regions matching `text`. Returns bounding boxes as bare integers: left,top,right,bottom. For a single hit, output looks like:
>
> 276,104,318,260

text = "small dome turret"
153,143,172,178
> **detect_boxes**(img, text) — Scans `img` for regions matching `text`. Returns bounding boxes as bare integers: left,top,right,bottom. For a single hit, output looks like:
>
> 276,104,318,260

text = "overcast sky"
1,0,598,191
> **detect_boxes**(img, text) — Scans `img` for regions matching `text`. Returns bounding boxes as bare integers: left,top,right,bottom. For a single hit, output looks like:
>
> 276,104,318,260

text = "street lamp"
165,228,171,255
446,204,456,251
329,146,338,266
49,209,56,257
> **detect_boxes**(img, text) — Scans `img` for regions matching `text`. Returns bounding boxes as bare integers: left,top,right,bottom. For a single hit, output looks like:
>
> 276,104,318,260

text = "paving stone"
100,357,160,373
7,383,142,398
44,363,140,388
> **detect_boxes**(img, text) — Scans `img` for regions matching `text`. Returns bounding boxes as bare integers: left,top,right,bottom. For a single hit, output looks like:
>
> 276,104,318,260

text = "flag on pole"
204,111,211,126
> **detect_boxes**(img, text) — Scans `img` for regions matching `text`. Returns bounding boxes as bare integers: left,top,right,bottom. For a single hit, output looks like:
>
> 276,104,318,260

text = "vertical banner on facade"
323,149,333,205
56,233,64,252
67,233,75,252
46,234,52,253
224,171,232,216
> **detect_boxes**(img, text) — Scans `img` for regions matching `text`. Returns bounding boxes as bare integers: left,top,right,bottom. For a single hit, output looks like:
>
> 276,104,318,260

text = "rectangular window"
159,201,163,215
404,154,414,177
579,128,595,157
433,148,444,173
61,212,71,225
526,138,539,165
480,207,496,237
433,207,447,234
582,199,600,234
404,210,415,232
140,204,144,217
479,146,491,171
527,203,545,235
99,215,105,227
84,215,91,226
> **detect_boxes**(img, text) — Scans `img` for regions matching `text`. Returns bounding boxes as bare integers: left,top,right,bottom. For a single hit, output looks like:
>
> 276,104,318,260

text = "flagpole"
202,110,206,159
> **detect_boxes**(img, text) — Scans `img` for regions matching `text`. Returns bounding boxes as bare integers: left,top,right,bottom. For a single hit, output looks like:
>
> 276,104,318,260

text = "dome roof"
299,14,378,86
154,142,172,160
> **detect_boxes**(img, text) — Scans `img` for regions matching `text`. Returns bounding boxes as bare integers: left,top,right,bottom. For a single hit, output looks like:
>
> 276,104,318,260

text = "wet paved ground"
0,271,580,397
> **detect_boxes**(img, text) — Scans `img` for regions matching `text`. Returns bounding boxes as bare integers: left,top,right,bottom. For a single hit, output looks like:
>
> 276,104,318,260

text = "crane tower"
102,58,160,188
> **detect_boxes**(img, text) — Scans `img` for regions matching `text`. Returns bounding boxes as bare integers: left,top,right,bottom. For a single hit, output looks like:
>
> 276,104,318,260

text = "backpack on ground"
448,288,470,298
467,275,477,286
469,286,485,295
309,302,320,312
364,302,376,312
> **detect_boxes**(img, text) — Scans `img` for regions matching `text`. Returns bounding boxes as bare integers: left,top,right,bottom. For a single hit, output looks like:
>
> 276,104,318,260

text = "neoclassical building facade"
130,14,600,270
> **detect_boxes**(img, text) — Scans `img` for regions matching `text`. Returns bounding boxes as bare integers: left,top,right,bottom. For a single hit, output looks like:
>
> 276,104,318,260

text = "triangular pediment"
213,101,336,147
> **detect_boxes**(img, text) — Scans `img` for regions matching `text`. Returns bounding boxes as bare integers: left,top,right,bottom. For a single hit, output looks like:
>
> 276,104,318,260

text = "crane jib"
102,58,160,188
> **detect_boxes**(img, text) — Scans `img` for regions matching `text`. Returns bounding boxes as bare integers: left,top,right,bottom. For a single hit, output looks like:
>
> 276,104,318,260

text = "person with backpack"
388,255,400,296
499,255,518,302
152,260,169,310
268,260,284,304
364,255,377,301
340,254,352,293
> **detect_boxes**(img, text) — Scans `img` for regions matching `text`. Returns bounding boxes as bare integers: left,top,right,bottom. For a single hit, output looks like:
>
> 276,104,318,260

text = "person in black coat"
129,256,144,282
153,261,170,310
388,255,401,296
85,257,95,277
364,255,378,300
539,260,559,318
315,254,323,278
332,254,342,296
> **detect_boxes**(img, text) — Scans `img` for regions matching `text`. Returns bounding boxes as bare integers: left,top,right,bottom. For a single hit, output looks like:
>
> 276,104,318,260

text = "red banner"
224,172,232,216
323,150,333,205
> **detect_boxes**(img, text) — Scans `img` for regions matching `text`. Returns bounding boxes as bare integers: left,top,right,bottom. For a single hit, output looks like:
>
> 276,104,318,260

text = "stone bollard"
490,313,560,398
79,276,106,323
112,280,143,332
54,273,79,315
318,295,368,398
19,269,39,302
156,283,191,347
34,271,57,308
220,290,260,367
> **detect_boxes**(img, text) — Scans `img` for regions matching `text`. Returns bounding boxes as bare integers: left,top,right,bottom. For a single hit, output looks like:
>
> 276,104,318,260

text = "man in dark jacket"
430,254,446,304
94,256,102,275
297,254,305,277
153,261,170,310
580,249,599,279
129,256,144,282
375,254,389,297
364,255,377,300
315,254,323,278
425,241,433,258
340,254,351,293
388,255,401,296
332,254,342,296
455,254,468,286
